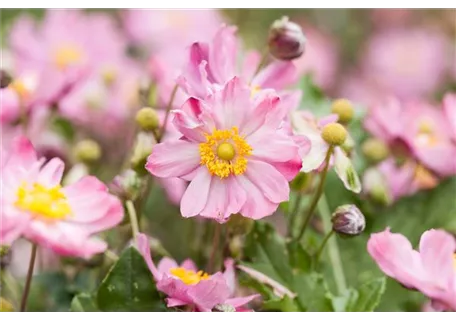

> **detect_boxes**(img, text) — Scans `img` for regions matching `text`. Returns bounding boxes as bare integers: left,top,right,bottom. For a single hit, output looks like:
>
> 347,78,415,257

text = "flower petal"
333,147,362,193
252,61,297,91
208,25,238,84
136,233,161,280
36,158,65,187
157,257,179,274
180,167,212,218
146,140,200,178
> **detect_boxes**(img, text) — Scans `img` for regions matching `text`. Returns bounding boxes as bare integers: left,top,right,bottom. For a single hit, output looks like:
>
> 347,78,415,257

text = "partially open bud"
0,70,12,88
268,16,306,61
135,107,160,132
109,169,142,201
131,132,154,176
321,123,347,146
362,138,389,164
331,204,365,236
226,214,254,236
331,99,354,124
73,139,101,163
0,297,14,312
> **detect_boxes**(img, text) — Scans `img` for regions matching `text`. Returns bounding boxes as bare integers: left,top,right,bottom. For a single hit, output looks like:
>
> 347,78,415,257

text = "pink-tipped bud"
268,16,306,61
331,204,365,236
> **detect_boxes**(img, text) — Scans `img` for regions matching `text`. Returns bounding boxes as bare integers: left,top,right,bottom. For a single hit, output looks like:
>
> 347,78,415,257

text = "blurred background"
1,8,455,312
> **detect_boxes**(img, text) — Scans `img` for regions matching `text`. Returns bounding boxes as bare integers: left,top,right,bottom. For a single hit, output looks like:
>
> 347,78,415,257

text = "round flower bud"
0,70,12,89
268,16,306,61
130,132,154,176
362,138,389,164
109,169,142,201
321,123,347,146
226,214,254,236
135,107,160,132
331,204,365,236
0,297,14,312
331,99,354,124
73,139,101,163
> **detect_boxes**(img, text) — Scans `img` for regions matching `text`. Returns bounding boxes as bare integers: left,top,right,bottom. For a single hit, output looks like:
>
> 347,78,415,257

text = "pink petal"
180,259,198,272
177,43,211,98
225,294,261,308
146,140,200,178
249,131,300,163
136,233,161,280
278,89,302,113
36,158,65,187
166,298,187,308
171,97,213,142
64,176,107,198
186,272,232,311
241,90,281,137
413,143,456,177
241,50,261,82
158,257,179,274
207,77,250,130
443,93,456,139
419,230,456,293
252,61,297,91
245,160,290,203
199,175,246,222
222,259,236,295
7,136,37,169
208,25,238,84
180,167,211,218
367,228,424,289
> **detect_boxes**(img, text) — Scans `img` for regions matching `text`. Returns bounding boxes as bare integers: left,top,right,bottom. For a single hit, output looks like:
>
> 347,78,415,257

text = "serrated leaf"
96,247,165,311
70,293,98,312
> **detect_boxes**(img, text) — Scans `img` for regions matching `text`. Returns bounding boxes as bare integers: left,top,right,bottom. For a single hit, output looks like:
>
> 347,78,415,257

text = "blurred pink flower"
361,28,450,99
290,110,361,193
137,233,259,312
293,25,339,90
368,228,456,311
177,25,300,111
9,10,127,106
370,9,413,27
443,93,456,142
147,77,302,221
0,136,124,258
337,72,389,108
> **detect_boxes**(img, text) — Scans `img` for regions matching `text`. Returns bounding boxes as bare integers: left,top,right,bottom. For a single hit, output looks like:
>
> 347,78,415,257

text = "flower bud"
73,139,101,163
321,123,347,146
0,70,12,89
0,297,14,312
290,172,311,192
228,235,243,259
331,204,365,236
226,214,254,236
109,169,142,201
362,168,392,205
214,304,236,312
135,107,160,132
268,16,306,61
331,99,354,124
362,138,389,164
130,132,154,176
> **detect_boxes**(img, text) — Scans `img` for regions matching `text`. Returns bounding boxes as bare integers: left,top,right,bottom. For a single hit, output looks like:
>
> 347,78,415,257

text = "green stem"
318,194,347,295
20,243,37,312
126,200,140,239
314,229,334,266
157,84,178,143
287,192,303,237
296,146,333,241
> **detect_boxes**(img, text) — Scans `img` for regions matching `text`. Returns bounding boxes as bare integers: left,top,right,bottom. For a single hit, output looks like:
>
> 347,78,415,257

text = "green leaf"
294,273,334,311
70,293,98,312
96,247,166,311
332,277,386,312
263,296,300,312
286,240,312,273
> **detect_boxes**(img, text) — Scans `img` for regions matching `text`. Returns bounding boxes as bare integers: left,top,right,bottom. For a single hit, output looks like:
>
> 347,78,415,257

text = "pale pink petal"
301,134,329,173
136,233,161,280
0,88,21,123
187,272,232,311
413,143,456,177
6,136,37,169
180,167,211,218
166,298,187,308
443,93,456,139
177,43,211,98
171,97,213,142
225,294,261,308
64,176,107,198
207,77,250,130
208,25,238,84
158,257,179,274
146,140,200,178
278,90,302,112
180,259,198,272
252,61,297,91
248,131,300,163
241,51,261,81
222,259,236,295
36,158,65,187
318,114,338,127
367,228,424,289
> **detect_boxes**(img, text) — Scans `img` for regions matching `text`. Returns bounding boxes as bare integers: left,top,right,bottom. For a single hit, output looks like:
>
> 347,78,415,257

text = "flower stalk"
20,243,38,312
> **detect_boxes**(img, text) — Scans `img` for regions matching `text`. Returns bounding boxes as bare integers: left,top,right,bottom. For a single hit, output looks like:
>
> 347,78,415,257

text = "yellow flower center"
414,164,438,189
250,85,261,97
416,120,438,147
15,183,72,220
54,45,83,70
169,267,210,285
199,127,252,178
9,80,30,99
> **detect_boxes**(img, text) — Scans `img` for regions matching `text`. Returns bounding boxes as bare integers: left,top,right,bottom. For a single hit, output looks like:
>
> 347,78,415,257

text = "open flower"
137,233,259,312
368,228,456,311
0,136,123,258
290,110,361,193
147,77,302,221
177,25,300,112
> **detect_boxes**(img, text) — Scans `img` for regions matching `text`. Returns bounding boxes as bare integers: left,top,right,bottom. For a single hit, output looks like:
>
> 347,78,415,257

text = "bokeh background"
1,9,455,312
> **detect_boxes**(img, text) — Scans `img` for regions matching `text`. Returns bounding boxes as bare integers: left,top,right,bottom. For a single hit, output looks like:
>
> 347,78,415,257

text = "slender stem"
207,223,222,273
104,250,119,262
287,192,303,237
296,146,333,241
314,229,334,266
318,194,347,295
157,84,178,143
251,49,269,81
20,243,37,312
126,200,140,239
